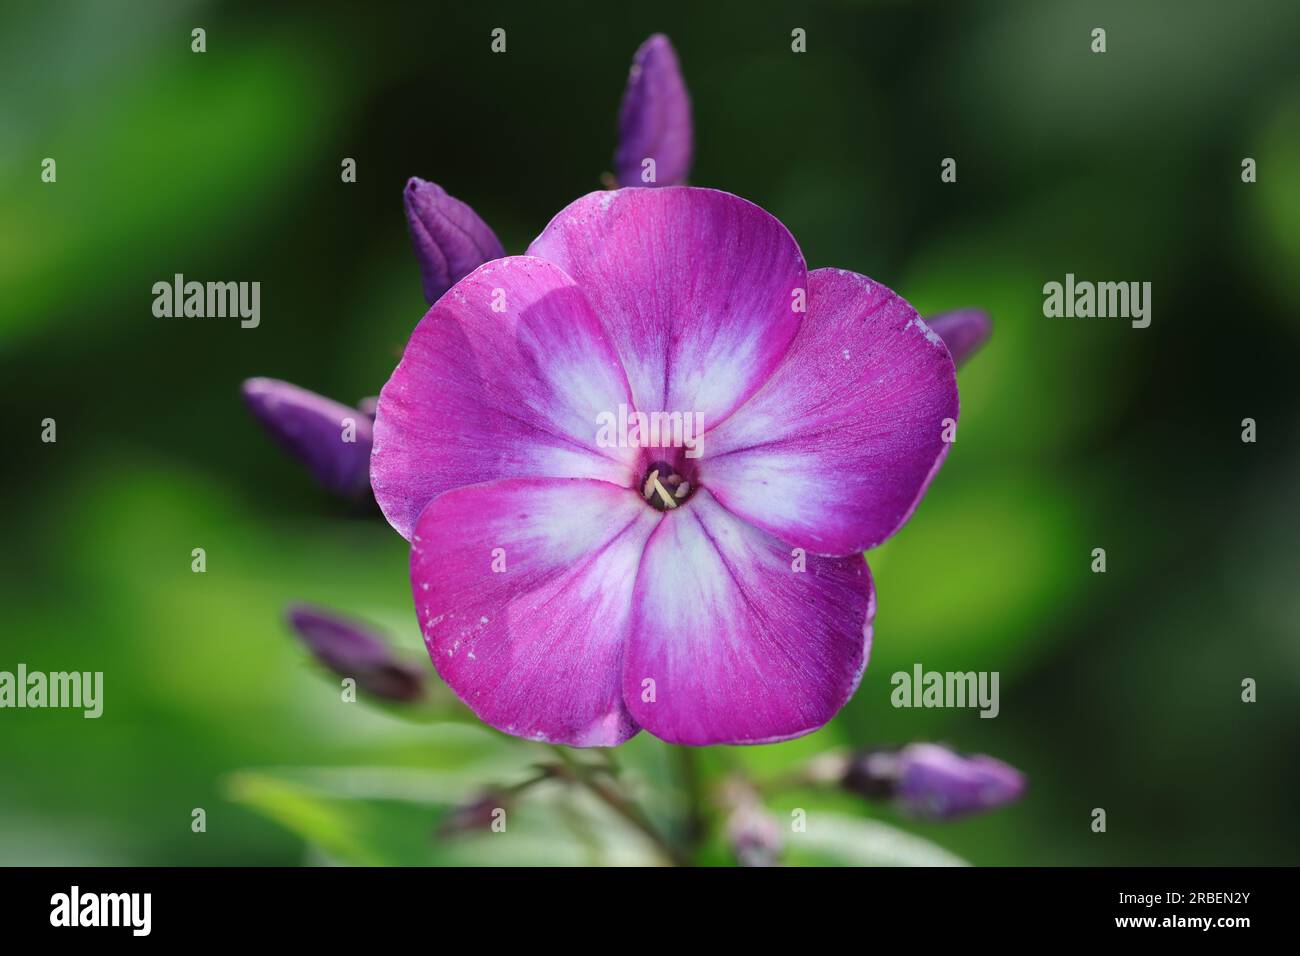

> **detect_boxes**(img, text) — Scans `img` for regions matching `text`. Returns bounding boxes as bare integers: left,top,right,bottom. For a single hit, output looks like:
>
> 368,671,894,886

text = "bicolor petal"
703,268,959,555
370,256,640,540
623,489,873,745
242,377,374,499
404,177,506,305
924,308,991,367
614,34,693,187
410,477,663,747
527,187,806,428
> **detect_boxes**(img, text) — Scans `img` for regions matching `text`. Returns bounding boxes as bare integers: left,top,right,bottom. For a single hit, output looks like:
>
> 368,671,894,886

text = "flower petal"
623,489,873,745
614,34,693,187
410,477,662,747
371,256,640,540
527,187,806,428
924,307,991,367
703,268,959,555
241,377,373,498
404,177,506,305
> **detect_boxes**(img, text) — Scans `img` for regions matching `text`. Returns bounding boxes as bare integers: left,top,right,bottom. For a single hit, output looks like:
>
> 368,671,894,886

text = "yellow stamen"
644,471,678,509
652,476,678,509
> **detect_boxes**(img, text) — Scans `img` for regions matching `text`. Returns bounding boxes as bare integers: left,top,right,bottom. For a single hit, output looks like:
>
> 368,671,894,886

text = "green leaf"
786,813,968,867
226,770,443,866
226,762,667,866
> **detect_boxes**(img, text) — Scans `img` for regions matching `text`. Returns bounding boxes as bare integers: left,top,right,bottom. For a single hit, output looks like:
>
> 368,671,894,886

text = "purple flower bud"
843,744,1025,820
726,801,783,867
241,378,374,499
286,604,426,703
720,777,783,866
614,34,693,188
403,178,505,305
923,308,992,367
437,791,510,838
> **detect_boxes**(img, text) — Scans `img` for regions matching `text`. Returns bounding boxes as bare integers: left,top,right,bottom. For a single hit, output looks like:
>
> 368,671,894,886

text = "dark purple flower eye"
403,177,505,305
639,457,697,510
241,377,373,499
286,604,426,703
614,34,693,188
844,744,1025,819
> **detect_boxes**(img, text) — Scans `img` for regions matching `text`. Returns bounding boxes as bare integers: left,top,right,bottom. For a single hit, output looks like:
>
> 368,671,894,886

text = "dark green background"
2,0,1298,865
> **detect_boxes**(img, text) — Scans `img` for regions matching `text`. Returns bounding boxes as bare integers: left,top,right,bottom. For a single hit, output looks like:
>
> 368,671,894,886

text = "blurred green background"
2,0,1298,865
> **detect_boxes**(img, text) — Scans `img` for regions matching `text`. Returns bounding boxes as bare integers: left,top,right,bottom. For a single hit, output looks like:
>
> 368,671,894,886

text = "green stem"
553,748,689,866
677,747,707,856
